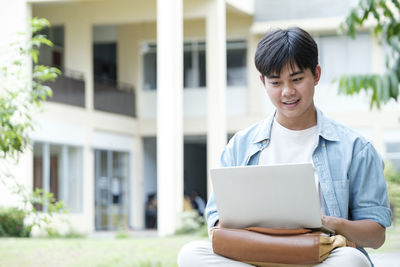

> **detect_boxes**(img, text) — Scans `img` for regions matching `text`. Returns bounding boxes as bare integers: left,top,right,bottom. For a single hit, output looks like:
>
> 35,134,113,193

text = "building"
0,0,399,236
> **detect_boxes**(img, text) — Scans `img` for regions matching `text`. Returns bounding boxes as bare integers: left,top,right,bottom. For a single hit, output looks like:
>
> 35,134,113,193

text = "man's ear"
314,65,321,85
259,75,265,85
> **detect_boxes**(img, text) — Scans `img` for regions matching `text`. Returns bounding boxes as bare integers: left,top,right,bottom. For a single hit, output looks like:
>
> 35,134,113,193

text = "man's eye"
293,77,303,82
270,81,280,86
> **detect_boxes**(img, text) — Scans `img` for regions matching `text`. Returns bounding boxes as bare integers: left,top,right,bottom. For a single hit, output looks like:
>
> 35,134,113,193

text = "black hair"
254,27,318,78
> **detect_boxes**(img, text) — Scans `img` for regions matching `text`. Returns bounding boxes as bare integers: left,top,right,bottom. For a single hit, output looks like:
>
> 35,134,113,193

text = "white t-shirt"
258,118,325,214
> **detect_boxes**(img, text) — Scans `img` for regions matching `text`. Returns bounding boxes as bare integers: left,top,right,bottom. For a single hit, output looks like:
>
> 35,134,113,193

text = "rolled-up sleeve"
348,143,392,227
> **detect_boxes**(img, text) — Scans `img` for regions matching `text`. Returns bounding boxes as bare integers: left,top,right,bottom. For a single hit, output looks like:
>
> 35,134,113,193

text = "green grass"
0,234,207,267
0,226,398,267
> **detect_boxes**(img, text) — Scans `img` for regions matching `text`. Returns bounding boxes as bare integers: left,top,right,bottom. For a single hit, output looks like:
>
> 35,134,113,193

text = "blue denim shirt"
205,109,391,263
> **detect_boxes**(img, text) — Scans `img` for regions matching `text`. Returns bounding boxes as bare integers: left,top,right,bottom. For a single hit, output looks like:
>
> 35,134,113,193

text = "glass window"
184,42,206,88
227,40,247,86
142,40,247,90
33,142,83,213
95,150,129,230
142,44,157,90
38,26,64,69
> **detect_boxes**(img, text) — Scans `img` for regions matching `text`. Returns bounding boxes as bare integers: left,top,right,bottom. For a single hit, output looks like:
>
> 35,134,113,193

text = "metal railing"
45,68,85,107
94,76,136,117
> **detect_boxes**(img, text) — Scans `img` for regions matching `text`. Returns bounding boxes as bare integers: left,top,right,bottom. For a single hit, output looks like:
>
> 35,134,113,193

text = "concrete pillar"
206,0,227,198
64,19,95,232
0,0,32,207
0,0,31,61
64,20,93,110
131,137,144,229
156,0,183,236
248,34,265,116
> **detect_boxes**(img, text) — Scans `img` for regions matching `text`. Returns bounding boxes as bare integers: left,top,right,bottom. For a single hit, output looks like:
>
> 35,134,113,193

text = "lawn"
0,233,207,267
0,227,398,267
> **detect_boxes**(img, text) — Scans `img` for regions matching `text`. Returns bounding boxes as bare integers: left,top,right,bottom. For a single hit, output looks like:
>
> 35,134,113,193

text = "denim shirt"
205,109,392,264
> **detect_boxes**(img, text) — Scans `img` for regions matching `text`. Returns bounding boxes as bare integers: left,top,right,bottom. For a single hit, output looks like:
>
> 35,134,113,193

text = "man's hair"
254,27,318,78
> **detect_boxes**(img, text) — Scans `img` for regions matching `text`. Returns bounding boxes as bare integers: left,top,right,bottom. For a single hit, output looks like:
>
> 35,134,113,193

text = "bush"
0,207,30,237
384,162,400,184
384,162,400,225
175,210,206,235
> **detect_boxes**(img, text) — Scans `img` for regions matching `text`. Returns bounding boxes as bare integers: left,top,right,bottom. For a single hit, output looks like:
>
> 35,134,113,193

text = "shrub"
384,162,400,184
384,162,400,225
175,210,206,235
0,207,30,237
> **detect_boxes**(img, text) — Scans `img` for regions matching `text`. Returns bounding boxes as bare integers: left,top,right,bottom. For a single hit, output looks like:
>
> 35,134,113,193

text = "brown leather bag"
211,227,355,267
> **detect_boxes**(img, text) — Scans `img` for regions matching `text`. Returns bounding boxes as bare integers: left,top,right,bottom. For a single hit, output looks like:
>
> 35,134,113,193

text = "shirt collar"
251,108,340,144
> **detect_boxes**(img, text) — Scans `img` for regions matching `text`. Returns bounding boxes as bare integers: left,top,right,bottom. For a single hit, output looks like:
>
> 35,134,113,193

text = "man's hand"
321,215,386,249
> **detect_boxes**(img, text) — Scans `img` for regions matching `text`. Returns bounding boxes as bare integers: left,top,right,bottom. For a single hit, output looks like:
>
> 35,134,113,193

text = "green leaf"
389,71,399,99
381,75,390,103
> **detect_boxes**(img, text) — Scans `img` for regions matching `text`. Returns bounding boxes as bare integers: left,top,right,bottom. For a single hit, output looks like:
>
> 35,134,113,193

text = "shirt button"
263,140,267,144
322,143,326,147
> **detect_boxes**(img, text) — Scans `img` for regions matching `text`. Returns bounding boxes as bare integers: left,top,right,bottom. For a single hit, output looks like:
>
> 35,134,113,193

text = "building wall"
254,0,358,21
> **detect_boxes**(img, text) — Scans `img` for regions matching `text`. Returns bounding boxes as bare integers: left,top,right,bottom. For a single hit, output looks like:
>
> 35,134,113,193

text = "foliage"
338,0,400,109
0,207,31,237
384,161,400,184
0,17,60,160
384,162,400,224
387,181,400,225
175,210,206,235
0,17,65,237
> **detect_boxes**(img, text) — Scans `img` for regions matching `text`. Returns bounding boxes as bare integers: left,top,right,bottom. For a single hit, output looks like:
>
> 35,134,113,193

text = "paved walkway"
370,252,400,267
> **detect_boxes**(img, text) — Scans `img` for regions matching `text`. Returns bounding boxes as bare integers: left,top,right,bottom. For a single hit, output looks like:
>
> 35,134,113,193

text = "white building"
0,0,399,236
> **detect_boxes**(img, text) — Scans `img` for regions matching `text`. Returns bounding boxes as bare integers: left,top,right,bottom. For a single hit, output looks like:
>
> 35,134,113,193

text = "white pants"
177,240,371,267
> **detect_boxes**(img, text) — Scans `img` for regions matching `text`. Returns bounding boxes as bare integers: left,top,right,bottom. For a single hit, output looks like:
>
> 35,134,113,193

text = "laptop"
210,163,334,234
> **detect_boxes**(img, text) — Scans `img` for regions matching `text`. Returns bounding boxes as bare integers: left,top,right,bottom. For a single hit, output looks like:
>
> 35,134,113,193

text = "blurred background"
0,0,399,242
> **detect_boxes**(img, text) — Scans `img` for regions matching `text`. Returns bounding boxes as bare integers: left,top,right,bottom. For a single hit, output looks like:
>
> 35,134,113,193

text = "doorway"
94,149,129,230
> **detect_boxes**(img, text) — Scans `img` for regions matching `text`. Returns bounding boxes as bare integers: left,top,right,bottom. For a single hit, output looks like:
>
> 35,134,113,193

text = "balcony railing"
45,68,85,107
94,76,136,117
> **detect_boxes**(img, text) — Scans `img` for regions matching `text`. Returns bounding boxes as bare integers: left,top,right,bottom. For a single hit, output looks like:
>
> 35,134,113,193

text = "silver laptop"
210,163,334,234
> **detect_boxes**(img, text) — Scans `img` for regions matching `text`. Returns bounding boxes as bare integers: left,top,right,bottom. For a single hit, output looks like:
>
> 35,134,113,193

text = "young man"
178,27,391,267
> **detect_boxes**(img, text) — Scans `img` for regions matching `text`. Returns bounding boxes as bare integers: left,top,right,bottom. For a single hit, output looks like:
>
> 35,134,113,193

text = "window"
33,143,83,212
142,44,157,90
38,26,64,69
142,40,247,90
385,142,400,172
227,40,247,86
94,150,130,230
184,41,206,88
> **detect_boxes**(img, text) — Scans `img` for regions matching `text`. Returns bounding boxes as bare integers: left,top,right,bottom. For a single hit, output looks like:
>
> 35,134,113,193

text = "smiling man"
177,27,392,267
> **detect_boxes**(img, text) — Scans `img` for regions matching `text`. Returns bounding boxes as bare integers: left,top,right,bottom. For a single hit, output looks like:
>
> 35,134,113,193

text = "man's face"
262,63,321,130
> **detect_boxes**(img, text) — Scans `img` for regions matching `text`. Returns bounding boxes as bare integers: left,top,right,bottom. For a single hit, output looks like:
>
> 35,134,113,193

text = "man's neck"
275,106,317,130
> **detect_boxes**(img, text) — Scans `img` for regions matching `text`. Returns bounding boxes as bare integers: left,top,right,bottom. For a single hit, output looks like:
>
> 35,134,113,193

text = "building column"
156,0,183,236
0,0,32,206
131,137,144,229
206,0,227,198
65,20,95,232
248,34,266,116
64,20,93,111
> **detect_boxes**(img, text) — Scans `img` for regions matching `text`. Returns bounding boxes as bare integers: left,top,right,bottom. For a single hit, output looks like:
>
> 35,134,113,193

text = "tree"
0,17,65,236
0,18,59,159
338,0,400,109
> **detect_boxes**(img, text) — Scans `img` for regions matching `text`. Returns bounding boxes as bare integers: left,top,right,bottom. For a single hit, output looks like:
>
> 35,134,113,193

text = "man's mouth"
282,99,300,106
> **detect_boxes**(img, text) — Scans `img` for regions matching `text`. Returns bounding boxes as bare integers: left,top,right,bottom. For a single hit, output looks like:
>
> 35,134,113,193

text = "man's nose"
282,84,295,97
